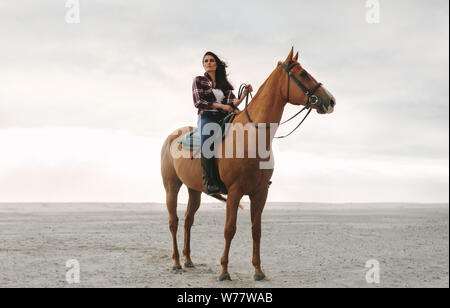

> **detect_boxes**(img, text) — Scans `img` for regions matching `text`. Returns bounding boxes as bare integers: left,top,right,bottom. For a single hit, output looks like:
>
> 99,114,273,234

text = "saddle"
178,113,236,158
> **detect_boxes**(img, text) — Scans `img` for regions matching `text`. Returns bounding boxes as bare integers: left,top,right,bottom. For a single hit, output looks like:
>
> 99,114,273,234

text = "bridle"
242,61,324,139
282,62,323,110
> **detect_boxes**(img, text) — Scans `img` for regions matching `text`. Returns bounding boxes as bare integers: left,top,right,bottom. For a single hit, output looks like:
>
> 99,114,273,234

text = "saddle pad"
178,113,236,151
178,128,201,151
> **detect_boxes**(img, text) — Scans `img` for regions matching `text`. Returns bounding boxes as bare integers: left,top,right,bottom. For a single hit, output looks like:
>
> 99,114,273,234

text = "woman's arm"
232,84,253,108
214,102,234,113
212,102,232,111
193,76,233,112
192,77,216,109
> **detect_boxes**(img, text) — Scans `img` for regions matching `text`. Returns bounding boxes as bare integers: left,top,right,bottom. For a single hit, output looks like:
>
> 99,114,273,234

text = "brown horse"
160,47,335,281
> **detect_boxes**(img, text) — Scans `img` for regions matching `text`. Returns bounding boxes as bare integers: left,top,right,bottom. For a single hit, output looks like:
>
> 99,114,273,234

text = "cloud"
0,0,448,202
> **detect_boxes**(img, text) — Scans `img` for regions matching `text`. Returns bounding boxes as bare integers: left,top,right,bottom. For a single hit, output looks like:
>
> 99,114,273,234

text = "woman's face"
203,55,217,73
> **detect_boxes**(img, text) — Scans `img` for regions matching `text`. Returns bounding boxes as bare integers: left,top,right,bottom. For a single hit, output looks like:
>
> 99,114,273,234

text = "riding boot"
200,154,220,195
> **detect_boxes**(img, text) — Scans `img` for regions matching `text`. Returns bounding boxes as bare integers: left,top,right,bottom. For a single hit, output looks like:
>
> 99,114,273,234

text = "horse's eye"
300,71,308,78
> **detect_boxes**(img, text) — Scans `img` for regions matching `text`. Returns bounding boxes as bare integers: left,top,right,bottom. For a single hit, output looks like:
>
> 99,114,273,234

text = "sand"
0,202,448,288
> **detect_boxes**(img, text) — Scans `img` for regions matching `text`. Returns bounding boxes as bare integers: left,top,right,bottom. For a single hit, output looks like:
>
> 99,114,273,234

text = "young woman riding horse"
193,51,253,195
161,48,335,281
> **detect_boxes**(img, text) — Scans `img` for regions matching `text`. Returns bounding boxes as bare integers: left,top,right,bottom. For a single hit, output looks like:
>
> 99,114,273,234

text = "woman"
192,51,253,195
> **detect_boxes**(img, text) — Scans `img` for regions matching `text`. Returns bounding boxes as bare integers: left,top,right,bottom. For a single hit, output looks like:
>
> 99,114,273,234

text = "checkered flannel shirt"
192,73,239,115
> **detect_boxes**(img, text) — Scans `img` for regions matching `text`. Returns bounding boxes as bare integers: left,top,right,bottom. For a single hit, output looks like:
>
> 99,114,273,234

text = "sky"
0,0,448,203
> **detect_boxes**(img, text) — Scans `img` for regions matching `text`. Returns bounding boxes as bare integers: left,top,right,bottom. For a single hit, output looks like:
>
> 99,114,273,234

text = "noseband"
242,61,324,139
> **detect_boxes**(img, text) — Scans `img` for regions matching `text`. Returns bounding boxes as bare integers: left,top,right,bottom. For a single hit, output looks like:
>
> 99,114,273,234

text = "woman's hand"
212,102,232,113
221,104,234,113
234,84,253,108
243,84,253,97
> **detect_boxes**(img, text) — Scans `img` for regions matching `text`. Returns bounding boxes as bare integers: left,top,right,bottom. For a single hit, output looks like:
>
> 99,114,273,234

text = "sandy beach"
0,202,448,288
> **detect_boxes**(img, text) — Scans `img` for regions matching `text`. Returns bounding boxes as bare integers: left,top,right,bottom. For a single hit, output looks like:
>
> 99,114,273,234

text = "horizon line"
0,201,448,205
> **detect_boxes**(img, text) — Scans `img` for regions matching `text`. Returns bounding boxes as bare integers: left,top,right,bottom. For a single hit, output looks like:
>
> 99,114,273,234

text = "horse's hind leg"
183,188,201,268
164,181,183,270
249,188,269,281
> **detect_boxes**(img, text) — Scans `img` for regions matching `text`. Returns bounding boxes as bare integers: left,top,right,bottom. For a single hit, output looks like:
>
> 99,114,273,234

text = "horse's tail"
210,194,244,210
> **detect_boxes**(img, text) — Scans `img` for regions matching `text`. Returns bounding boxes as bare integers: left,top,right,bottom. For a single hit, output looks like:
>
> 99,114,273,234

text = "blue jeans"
197,112,225,155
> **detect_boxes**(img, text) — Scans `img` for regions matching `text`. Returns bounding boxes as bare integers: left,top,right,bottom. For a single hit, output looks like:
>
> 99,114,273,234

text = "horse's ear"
284,47,294,64
293,51,299,62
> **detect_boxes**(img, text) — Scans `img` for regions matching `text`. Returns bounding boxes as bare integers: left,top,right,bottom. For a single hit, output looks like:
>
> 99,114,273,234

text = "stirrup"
206,184,220,195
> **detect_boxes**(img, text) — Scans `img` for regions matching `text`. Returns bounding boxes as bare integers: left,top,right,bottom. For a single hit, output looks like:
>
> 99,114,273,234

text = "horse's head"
277,47,335,114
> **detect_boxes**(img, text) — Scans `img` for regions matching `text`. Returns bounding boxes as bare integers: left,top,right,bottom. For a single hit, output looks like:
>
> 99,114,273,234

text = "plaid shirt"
192,73,239,115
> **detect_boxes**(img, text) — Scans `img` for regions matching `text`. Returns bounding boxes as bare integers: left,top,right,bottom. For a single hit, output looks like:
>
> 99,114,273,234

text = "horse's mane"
250,75,269,101
233,65,280,122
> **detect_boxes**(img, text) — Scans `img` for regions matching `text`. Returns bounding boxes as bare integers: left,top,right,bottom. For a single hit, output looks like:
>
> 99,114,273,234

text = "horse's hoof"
219,274,232,281
172,265,182,271
184,262,195,268
254,273,266,281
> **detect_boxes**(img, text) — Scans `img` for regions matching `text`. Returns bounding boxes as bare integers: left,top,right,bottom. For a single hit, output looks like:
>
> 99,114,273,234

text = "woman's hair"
203,51,234,92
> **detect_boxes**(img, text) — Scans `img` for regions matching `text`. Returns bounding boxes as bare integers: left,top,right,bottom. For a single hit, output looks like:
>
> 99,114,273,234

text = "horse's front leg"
219,188,244,281
249,187,269,281
183,188,201,268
